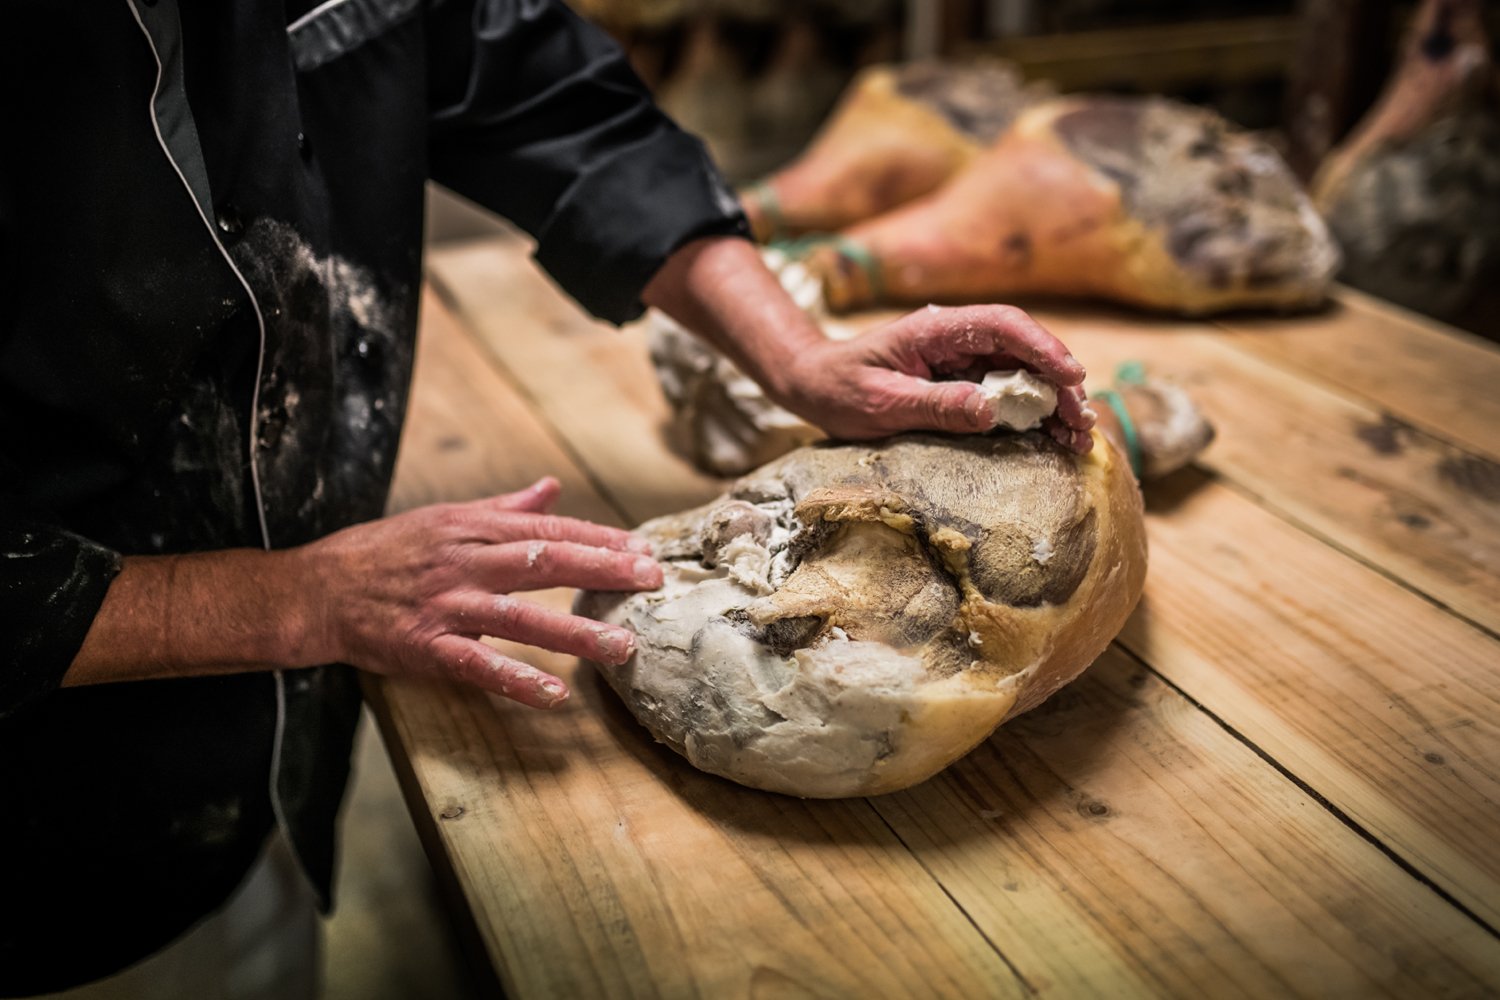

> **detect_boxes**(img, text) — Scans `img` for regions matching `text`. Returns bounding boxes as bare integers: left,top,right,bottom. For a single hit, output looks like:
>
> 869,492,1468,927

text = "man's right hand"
63,478,660,709
300,477,657,708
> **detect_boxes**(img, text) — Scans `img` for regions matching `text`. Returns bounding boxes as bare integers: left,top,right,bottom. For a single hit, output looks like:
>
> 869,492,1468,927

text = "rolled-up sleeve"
0,493,122,719
425,0,750,324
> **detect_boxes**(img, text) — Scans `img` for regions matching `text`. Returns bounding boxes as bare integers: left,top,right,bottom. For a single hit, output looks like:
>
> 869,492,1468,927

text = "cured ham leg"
1311,0,1500,321
578,426,1146,798
741,61,1045,241
803,96,1341,316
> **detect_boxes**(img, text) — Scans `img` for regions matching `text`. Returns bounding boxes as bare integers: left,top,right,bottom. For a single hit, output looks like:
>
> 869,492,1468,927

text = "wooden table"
369,228,1500,999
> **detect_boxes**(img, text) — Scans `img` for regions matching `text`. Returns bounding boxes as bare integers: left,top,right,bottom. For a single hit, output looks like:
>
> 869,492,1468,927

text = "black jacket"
0,0,745,992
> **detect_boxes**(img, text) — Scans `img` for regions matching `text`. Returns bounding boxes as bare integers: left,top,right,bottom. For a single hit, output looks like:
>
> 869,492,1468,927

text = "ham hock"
577,427,1146,798
802,95,1341,316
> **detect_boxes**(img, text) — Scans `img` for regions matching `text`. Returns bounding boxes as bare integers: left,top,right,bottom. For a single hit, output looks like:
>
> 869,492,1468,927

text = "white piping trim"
126,0,290,845
270,669,291,837
286,0,357,34
125,0,272,555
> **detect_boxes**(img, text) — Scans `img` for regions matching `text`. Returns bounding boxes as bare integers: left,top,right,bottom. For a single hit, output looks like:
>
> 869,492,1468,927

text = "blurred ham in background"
568,0,1500,337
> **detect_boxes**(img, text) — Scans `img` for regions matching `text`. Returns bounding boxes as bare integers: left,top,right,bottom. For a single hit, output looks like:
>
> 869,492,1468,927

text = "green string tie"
831,236,882,302
767,233,883,303
743,181,784,239
1092,388,1142,480
1115,359,1148,385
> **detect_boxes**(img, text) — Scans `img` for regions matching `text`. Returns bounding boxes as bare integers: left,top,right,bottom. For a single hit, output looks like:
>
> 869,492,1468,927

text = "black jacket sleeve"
425,0,750,324
0,186,124,719
0,496,122,719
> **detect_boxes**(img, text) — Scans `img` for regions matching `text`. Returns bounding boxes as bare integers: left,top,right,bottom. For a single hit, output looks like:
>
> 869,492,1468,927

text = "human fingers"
428,633,570,708
463,510,651,554
877,305,1086,386
844,369,995,437
1045,415,1094,454
485,477,561,514
1055,385,1096,432
472,540,663,593
450,593,636,666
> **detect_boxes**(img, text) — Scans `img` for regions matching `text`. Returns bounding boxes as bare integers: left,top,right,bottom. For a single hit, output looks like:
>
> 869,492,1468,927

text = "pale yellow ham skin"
579,428,1147,798
811,99,1337,317
744,66,984,241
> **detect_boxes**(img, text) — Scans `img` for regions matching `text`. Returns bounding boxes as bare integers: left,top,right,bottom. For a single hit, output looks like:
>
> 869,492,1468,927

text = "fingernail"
538,677,569,707
966,388,997,430
627,536,653,555
600,628,635,663
1064,353,1083,371
633,556,662,587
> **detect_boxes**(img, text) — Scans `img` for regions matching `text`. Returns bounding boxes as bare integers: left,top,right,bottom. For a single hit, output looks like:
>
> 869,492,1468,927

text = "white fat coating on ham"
978,370,1058,431
577,431,1148,799
761,247,826,316
719,532,775,596
1152,382,1211,460
606,539,936,798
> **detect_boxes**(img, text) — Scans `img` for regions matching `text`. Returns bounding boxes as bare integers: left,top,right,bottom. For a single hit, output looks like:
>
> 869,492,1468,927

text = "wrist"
746,318,831,406
66,545,338,687
267,543,339,668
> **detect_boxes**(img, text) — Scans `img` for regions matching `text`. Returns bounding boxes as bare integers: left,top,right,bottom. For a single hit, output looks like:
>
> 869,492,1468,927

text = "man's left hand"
642,237,1096,453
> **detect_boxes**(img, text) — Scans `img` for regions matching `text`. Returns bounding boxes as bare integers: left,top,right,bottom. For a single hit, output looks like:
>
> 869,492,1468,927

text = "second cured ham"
801,95,1340,316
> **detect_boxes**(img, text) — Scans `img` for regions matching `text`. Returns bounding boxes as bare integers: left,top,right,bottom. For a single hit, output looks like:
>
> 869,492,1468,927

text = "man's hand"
642,236,1095,452
775,305,1094,451
64,478,660,709
299,477,658,707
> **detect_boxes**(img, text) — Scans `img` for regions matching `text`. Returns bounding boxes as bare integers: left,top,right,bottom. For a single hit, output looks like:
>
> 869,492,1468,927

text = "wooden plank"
424,251,1500,933
425,237,725,528
877,645,1500,999
1214,285,1500,465
1035,309,1500,638
372,644,1024,1000
965,307,1500,926
957,16,1299,94
387,276,1500,997
387,284,619,526
1115,468,1500,930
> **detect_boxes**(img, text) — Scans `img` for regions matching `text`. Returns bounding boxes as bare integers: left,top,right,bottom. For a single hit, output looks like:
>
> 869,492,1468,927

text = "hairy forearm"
58,481,660,708
63,548,319,687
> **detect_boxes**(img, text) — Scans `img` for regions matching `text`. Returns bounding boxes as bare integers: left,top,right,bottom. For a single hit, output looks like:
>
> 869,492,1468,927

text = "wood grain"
385,277,1500,998
387,284,619,526
959,16,1299,96
1120,468,1500,930
878,645,1500,999
1037,309,1500,638
372,660,1025,1000
425,238,726,527
1214,285,1500,464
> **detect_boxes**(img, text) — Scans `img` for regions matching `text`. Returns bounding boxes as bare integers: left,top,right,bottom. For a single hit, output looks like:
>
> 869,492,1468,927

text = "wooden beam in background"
1283,0,1398,178
957,15,1301,94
